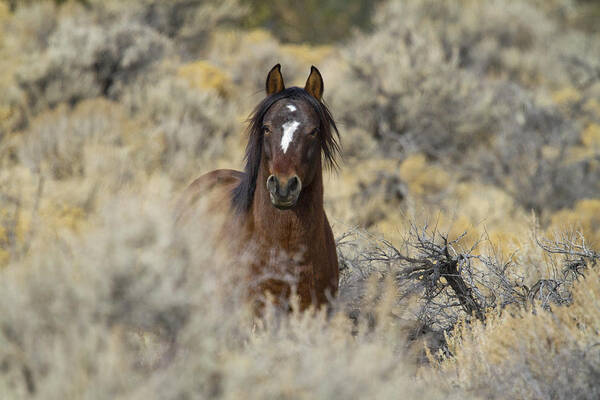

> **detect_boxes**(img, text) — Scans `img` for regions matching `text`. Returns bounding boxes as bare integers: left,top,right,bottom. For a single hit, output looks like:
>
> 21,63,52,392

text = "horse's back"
176,169,242,222
187,169,243,194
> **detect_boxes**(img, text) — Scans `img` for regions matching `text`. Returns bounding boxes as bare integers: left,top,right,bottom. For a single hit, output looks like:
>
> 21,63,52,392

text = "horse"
177,64,341,311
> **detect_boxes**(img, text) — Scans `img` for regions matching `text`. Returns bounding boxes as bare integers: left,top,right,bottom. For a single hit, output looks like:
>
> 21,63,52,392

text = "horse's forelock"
231,87,340,214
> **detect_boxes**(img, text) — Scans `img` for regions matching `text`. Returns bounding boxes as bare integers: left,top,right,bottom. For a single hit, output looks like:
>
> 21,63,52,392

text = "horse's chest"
233,214,326,308
252,233,310,268
244,235,315,308
242,221,317,277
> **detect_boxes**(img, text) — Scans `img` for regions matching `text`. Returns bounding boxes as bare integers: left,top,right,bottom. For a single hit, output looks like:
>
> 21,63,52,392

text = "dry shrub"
581,123,600,148
0,180,466,399
8,0,244,127
12,77,237,183
327,0,600,211
178,60,235,97
337,220,599,357
0,182,248,398
122,75,238,182
336,225,600,397
2,0,242,185
474,83,597,212
328,49,496,162
398,153,449,198
550,199,600,247
0,1,60,136
327,0,547,158
205,29,336,103
122,0,246,58
17,99,128,179
435,267,600,399
16,13,170,114
242,0,380,44
3,1,59,54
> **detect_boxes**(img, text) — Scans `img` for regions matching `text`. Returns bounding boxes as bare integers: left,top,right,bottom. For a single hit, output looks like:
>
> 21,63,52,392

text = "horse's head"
232,65,339,213
260,65,333,210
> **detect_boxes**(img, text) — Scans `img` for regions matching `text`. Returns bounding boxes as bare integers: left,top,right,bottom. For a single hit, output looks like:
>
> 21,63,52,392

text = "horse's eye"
263,126,271,135
309,128,319,137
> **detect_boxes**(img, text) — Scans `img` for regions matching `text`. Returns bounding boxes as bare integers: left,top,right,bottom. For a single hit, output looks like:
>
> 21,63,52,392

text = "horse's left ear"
304,66,324,100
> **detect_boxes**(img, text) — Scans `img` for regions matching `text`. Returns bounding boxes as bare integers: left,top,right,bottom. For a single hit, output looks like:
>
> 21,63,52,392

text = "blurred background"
1,0,599,249
0,0,599,398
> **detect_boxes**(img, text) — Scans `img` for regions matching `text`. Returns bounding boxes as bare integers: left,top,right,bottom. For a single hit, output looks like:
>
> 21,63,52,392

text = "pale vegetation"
0,0,599,398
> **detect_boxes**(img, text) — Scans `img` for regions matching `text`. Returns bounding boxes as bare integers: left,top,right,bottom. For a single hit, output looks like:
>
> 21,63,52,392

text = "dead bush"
435,266,600,400
337,222,599,349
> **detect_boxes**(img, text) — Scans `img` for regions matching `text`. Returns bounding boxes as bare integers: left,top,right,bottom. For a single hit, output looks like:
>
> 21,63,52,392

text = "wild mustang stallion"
178,64,341,311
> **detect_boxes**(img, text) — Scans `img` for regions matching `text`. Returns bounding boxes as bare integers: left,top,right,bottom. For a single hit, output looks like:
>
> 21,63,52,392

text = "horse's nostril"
266,175,278,193
288,176,299,193
268,175,300,201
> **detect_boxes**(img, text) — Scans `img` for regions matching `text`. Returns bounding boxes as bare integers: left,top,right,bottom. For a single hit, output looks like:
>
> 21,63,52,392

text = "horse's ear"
304,66,324,100
266,64,285,95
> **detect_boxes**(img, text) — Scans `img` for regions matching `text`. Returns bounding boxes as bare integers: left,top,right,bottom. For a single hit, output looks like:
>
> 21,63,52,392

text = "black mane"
231,87,340,214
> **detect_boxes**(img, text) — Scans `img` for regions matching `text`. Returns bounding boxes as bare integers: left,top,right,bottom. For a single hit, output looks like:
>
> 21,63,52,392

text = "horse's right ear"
265,64,285,95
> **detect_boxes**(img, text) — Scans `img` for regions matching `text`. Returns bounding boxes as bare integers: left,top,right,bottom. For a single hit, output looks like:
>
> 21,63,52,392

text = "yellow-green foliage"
581,123,600,149
550,199,600,247
584,97,600,116
552,86,583,106
399,153,450,197
280,43,334,67
178,61,234,97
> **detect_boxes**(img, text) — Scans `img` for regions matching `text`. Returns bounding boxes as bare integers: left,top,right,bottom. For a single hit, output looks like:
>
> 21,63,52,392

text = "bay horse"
178,64,340,311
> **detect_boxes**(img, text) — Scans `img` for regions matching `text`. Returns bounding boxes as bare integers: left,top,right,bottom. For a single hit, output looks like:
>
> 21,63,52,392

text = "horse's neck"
251,168,325,245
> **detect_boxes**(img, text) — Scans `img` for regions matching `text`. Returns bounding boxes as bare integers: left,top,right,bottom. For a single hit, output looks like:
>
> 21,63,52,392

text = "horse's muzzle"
266,175,302,210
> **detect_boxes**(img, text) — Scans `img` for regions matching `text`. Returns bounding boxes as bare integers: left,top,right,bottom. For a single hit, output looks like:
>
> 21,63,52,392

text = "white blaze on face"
286,104,297,112
280,120,300,153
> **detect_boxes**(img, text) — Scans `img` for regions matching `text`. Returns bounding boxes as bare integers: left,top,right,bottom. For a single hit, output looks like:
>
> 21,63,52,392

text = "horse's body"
178,65,340,310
